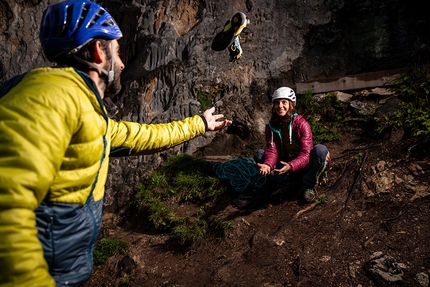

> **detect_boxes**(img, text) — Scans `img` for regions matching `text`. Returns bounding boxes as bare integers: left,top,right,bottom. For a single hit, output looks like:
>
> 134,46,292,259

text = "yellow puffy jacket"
0,67,206,286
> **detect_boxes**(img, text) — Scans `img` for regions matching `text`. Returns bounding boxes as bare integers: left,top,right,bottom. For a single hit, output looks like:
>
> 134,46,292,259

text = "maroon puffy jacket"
262,114,313,172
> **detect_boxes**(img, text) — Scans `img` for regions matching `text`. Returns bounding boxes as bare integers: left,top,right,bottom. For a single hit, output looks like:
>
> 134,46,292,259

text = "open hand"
203,107,232,131
257,163,271,175
272,161,291,175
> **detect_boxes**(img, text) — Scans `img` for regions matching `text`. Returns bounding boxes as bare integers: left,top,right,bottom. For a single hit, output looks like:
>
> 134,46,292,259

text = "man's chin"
105,84,122,97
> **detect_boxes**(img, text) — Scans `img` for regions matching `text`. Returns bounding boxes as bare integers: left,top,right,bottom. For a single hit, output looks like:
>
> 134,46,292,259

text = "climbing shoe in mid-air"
211,12,249,61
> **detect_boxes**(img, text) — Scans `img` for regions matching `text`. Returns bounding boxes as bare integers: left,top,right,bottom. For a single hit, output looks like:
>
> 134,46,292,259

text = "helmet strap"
71,40,115,86
72,55,109,77
108,40,115,84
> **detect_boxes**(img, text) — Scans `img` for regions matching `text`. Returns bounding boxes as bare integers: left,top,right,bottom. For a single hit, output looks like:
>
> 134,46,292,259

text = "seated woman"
255,87,331,202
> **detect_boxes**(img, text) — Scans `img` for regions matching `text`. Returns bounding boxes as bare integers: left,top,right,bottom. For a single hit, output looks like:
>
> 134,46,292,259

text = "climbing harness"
213,157,267,192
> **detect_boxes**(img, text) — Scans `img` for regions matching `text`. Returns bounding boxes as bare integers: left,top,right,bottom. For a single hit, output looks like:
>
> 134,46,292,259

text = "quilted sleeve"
262,125,279,170
108,115,206,154
288,117,313,172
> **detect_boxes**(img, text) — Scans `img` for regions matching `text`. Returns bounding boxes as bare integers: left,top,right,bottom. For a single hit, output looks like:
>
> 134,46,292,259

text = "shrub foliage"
375,66,430,143
136,154,231,246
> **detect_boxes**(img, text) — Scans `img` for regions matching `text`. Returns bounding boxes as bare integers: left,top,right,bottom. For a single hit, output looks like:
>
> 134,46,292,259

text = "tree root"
269,144,383,240
344,150,369,208
271,160,358,237
325,161,357,196
271,201,319,237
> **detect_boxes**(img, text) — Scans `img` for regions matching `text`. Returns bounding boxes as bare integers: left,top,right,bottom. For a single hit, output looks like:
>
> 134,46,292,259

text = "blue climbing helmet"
40,0,123,62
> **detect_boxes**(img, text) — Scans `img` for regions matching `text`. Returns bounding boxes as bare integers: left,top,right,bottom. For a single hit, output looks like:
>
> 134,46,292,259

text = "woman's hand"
272,161,290,175
257,163,271,175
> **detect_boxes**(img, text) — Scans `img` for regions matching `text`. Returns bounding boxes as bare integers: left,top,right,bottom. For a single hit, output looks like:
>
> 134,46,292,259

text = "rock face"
1,0,429,219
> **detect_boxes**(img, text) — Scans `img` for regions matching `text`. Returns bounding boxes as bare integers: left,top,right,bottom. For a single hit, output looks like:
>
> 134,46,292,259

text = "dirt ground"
84,128,430,287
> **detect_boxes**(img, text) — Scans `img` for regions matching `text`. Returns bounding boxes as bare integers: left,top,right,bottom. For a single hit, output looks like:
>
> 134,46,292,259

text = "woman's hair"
53,39,111,71
270,100,295,128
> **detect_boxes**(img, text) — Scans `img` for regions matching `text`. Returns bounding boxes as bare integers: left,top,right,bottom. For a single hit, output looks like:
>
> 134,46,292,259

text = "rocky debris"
116,255,137,279
348,260,363,279
375,96,402,118
315,88,402,117
416,272,429,287
407,183,430,201
333,91,353,102
361,158,430,202
350,99,379,115
314,91,353,102
364,252,405,286
357,87,397,98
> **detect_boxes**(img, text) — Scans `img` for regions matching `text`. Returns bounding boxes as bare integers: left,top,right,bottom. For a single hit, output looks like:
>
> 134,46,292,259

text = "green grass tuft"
93,238,129,266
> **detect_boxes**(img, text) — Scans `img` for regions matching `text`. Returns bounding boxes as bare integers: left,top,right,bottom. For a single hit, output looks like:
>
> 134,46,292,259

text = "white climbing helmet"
272,87,296,105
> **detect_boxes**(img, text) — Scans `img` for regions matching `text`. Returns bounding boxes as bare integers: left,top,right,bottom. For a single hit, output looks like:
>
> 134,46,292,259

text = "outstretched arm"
109,107,232,155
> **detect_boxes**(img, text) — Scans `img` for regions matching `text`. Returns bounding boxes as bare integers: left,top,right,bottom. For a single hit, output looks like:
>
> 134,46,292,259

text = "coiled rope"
213,157,267,192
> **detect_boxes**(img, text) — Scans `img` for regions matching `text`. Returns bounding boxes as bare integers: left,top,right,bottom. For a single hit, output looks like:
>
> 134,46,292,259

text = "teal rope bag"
213,157,267,192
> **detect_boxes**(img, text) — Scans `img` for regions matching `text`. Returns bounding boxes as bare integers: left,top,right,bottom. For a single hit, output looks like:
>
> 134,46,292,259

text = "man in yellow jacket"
0,1,232,286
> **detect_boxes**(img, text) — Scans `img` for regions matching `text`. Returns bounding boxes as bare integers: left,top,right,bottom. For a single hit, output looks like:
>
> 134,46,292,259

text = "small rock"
408,184,430,201
394,175,403,184
412,163,423,172
370,251,384,260
372,87,395,97
333,91,353,102
416,272,429,287
117,255,138,277
348,260,362,278
350,100,379,115
320,255,331,262
364,252,404,285
404,174,414,182
376,160,386,172
375,96,402,117
375,176,391,194
362,181,375,198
